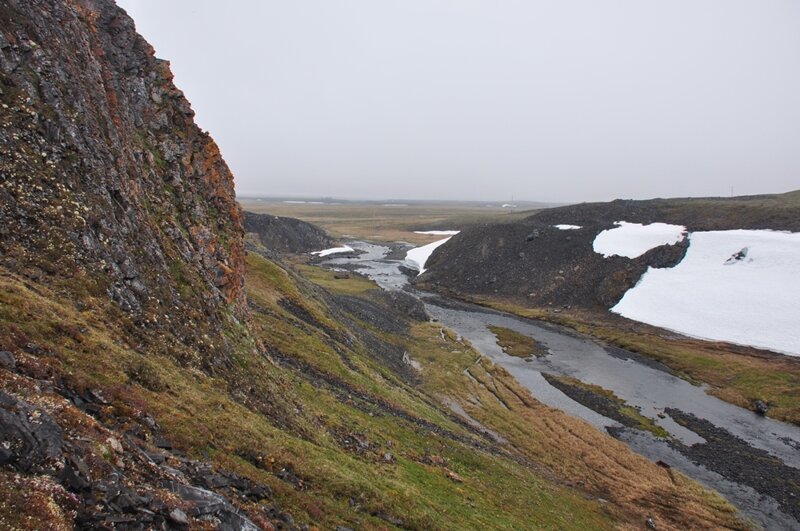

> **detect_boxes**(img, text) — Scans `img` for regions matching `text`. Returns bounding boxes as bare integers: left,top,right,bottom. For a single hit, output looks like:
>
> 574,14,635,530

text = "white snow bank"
414,230,460,236
311,245,354,257
612,229,800,356
554,224,582,230
405,236,455,274
594,221,686,258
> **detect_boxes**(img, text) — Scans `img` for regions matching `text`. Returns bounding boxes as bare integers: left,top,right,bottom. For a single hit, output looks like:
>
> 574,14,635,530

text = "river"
320,240,800,529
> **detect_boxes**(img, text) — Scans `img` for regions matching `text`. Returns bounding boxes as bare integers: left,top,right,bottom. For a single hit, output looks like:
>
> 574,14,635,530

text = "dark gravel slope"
244,211,334,254
418,192,800,309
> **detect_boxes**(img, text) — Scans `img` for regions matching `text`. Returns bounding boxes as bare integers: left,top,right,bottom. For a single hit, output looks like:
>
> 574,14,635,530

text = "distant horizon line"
236,188,799,206
236,194,568,206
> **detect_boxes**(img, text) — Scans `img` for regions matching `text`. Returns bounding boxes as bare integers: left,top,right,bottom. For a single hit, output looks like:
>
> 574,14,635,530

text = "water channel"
321,240,800,529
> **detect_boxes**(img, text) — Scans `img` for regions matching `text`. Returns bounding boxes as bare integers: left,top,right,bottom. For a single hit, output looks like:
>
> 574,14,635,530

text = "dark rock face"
379,290,429,322
0,2,306,528
244,211,333,254
0,391,64,474
162,481,261,530
0,351,15,371
419,221,681,308
419,194,799,309
0,0,246,346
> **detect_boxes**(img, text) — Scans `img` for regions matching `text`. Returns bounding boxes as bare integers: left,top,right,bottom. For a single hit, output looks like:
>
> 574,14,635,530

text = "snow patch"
554,224,582,230
414,230,460,236
405,235,457,274
612,230,800,356
311,245,354,257
594,221,686,258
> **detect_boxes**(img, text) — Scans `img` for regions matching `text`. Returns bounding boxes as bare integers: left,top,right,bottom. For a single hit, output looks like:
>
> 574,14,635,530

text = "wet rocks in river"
540,374,638,431
753,399,769,416
666,408,800,522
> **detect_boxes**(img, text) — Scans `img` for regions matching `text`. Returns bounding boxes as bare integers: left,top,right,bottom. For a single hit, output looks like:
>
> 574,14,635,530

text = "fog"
117,0,800,202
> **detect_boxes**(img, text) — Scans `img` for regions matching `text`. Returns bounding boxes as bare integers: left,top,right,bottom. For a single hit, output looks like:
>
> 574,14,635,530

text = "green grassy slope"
0,250,750,529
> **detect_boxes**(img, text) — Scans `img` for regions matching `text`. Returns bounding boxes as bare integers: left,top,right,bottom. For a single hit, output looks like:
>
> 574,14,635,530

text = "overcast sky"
117,0,800,203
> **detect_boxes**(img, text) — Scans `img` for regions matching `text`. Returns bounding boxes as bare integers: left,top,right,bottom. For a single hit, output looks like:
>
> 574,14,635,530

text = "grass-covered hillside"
0,246,749,529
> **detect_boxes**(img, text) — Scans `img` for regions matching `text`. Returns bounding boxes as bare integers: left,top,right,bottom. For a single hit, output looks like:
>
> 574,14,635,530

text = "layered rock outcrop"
244,211,334,255
0,0,246,357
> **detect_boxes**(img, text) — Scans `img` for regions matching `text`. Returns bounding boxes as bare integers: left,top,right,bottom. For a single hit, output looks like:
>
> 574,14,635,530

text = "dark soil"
419,192,800,309
326,290,430,382
541,374,643,432
602,345,675,374
666,408,800,521
383,243,413,261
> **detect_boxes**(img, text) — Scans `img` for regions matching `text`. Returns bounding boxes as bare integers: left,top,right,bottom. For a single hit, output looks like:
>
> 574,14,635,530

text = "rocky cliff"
244,211,333,255
0,0,246,365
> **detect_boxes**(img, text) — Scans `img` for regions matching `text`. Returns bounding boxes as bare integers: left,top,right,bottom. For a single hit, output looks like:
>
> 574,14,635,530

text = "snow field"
593,221,686,258
311,245,354,257
611,230,800,356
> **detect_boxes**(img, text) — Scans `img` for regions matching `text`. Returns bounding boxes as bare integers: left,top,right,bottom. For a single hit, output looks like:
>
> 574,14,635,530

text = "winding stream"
320,240,800,529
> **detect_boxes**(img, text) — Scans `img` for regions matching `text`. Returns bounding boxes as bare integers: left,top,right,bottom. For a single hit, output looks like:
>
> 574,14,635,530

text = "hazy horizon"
118,1,800,203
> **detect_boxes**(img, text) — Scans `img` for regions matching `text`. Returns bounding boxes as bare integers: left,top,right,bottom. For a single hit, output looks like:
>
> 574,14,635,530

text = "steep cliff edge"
0,0,245,365
244,211,334,255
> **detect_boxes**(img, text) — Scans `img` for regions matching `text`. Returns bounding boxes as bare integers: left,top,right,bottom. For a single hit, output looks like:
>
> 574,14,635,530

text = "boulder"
0,350,16,370
0,391,64,473
169,508,189,525
753,400,769,416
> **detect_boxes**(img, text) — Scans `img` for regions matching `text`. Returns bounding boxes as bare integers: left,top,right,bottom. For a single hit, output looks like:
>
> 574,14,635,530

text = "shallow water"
320,240,800,529
426,302,800,466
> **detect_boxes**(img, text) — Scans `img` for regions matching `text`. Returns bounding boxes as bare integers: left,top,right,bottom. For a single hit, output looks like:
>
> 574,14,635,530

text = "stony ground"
244,211,334,255
419,192,800,309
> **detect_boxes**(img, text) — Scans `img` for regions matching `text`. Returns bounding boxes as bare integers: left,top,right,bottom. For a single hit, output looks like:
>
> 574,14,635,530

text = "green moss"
488,325,548,358
146,144,166,168
296,264,378,295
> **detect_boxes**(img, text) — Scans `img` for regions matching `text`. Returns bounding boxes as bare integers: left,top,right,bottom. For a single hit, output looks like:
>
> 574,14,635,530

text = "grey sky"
117,0,800,203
